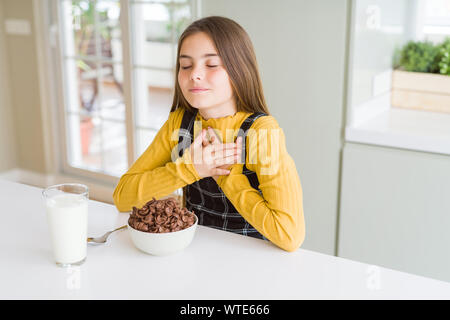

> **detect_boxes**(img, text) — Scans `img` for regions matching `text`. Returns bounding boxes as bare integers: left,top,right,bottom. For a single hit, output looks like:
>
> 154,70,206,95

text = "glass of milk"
42,183,88,267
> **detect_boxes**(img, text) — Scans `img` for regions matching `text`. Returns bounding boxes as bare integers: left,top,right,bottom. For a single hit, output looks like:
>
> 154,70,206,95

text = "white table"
1,179,449,299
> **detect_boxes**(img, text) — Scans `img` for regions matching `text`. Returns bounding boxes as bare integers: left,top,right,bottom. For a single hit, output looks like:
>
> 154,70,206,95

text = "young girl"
113,16,305,252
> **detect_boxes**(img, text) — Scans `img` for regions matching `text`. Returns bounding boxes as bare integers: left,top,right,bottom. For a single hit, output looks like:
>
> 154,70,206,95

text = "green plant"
395,38,450,76
436,37,450,75
397,40,440,73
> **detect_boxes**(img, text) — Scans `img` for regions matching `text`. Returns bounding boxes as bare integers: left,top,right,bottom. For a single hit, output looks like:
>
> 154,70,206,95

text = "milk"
45,193,88,265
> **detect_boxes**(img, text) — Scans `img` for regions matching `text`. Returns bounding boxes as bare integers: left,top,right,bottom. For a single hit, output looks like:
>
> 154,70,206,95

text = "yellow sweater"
113,108,305,252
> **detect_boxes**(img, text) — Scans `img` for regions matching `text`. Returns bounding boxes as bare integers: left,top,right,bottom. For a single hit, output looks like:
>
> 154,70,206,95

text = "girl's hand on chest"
205,127,243,182
189,127,242,181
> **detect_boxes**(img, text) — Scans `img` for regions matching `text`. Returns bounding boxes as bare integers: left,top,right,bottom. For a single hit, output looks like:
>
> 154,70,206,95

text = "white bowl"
127,214,198,256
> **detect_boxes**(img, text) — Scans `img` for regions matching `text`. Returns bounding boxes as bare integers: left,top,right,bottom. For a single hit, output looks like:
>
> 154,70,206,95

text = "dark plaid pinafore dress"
178,109,269,240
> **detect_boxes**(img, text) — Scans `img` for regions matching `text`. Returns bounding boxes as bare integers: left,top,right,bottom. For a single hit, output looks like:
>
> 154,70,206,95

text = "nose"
190,65,204,81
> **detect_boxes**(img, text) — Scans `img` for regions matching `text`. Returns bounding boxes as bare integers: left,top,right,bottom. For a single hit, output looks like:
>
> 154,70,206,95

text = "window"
54,0,199,182
345,0,450,156
420,0,450,42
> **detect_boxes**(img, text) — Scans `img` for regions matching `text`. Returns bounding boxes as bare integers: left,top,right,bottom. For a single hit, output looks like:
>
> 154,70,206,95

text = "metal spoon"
87,225,127,244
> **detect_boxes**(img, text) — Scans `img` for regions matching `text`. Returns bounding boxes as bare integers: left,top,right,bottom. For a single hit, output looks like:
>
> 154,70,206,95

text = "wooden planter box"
391,70,450,114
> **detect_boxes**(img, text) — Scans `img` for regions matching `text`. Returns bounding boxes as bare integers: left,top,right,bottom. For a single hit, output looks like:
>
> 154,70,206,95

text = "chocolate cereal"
128,197,196,233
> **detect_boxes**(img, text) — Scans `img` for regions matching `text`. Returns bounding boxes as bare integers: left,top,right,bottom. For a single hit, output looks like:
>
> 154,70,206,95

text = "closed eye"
180,65,218,69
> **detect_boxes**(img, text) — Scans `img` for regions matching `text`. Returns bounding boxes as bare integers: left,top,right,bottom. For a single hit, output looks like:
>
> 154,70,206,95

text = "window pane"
171,2,192,40
62,0,122,61
77,58,100,114
99,62,125,121
64,58,82,113
136,127,158,159
102,120,128,176
63,0,96,57
58,0,194,181
67,113,102,171
134,68,174,130
423,0,450,41
64,58,103,114
424,0,450,26
96,0,122,60
131,1,191,67
131,0,189,3
67,114,127,176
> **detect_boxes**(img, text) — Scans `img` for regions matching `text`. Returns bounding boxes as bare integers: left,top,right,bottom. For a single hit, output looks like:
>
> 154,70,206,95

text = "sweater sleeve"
216,116,305,252
113,109,201,212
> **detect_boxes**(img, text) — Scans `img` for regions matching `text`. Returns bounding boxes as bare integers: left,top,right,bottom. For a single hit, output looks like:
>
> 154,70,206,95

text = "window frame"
44,0,201,186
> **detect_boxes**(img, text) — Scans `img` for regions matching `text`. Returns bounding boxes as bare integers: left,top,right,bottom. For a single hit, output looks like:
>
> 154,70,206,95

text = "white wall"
0,1,18,172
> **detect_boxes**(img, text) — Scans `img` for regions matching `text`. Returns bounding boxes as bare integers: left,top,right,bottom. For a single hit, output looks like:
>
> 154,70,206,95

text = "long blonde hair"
170,16,270,115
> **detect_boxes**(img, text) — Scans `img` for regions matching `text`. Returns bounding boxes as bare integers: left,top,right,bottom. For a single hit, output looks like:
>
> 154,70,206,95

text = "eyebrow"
179,53,219,59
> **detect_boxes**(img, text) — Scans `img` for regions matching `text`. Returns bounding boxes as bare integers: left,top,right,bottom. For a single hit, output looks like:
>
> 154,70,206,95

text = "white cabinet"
338,142,450,282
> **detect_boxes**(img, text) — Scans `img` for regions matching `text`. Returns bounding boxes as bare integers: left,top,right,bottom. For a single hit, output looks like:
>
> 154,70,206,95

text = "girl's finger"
236,136,244,164
191,130,206,165
215,154,240,166
211,143,238,157
202,129,211,146
193,129,204,145
210,144,235,159
212,168,231,176
213,147,239,159
236,136,243,151
207,127,221,144
202,144,214,162
219,142,238,149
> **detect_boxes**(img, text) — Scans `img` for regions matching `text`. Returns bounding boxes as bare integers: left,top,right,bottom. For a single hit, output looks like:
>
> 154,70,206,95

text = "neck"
198,101,237,120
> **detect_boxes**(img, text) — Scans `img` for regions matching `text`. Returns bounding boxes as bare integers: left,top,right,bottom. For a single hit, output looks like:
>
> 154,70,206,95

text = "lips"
189,88,209,93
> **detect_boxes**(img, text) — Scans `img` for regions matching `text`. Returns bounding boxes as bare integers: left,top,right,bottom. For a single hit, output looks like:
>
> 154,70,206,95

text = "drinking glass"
42,183,89,267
